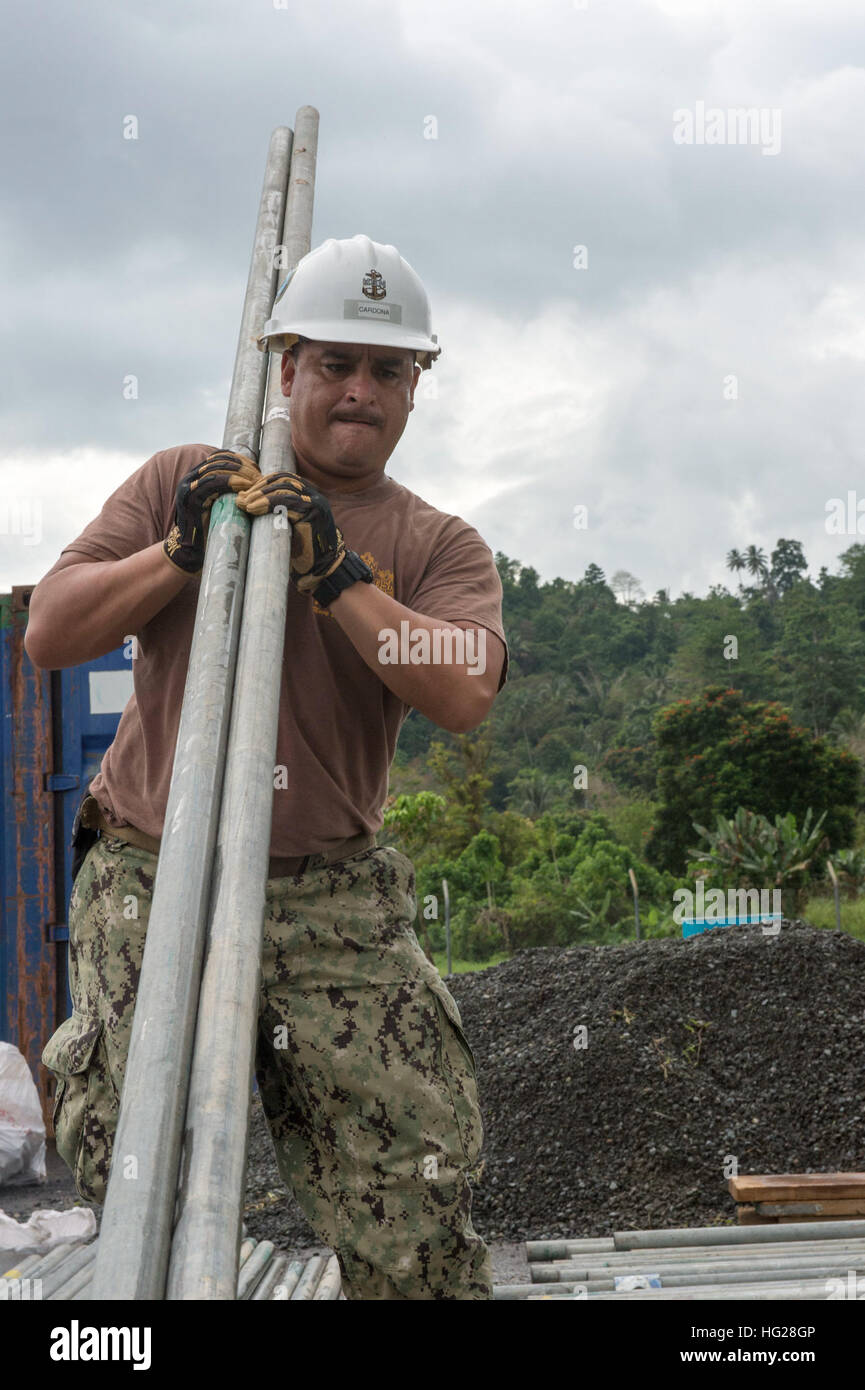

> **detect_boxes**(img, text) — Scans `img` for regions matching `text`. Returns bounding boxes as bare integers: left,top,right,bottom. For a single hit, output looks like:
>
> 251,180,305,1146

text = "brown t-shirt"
44,443,508,856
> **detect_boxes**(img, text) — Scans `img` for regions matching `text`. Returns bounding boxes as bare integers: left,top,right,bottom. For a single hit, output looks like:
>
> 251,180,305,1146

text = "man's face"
280,341,421,485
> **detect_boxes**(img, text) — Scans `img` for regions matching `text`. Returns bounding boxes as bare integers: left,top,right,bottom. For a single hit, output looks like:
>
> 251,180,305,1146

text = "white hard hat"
258,234,441,369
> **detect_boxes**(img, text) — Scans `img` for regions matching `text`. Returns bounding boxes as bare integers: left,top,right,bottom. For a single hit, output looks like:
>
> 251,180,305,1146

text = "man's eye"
323,363,344,372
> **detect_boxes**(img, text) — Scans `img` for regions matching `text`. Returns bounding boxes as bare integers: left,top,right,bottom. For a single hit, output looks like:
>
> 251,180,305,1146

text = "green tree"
507,768,564,817
726,549,746,581
427,730,494,853
382,791,446,856
773,585,865,736
770,538,807,594
645,687,859,873
745,544,768,582
458,830,505,910
601,744,657,794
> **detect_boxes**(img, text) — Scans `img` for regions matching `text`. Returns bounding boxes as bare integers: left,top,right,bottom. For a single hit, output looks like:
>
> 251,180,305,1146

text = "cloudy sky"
2,0,864,597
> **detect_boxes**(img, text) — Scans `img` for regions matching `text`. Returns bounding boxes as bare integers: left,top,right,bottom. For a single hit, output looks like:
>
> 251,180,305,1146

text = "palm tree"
636,658,671,707
742,544,780,602
535,675,576,711
574,664,625,718
500,686,537,766
505,626,532,673
744,545,768,579
508,769,557,817
726,548,746,577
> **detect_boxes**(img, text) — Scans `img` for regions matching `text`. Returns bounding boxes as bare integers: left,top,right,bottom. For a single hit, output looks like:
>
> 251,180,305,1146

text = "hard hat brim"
257,317,440,364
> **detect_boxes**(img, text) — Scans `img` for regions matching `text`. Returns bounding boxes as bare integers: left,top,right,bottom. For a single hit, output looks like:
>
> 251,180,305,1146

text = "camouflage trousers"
41,834,492,1300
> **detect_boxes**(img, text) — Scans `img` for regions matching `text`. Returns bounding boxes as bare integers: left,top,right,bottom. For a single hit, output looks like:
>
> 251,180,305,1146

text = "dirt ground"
9,925,857,1289
0,1144,530,1285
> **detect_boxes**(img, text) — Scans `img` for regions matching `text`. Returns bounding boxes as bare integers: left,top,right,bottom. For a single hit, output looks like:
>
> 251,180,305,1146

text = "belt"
80,795,376,878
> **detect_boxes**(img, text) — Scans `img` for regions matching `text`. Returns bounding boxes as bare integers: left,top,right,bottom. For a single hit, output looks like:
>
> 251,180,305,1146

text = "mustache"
331,412,382,426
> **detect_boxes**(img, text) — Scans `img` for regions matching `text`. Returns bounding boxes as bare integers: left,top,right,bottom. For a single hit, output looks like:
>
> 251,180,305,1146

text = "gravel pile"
242,922,865,1246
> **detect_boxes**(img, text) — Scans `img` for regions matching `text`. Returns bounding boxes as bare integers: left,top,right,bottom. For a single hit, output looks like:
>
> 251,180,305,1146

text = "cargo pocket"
428,983,483,1171
41,1011,117,1205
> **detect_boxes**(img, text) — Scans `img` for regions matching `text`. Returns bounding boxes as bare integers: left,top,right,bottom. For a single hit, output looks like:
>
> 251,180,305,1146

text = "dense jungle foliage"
384,541,865,960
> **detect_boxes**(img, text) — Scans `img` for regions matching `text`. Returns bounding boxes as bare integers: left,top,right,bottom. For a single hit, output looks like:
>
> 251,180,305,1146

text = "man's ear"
281,349,296,398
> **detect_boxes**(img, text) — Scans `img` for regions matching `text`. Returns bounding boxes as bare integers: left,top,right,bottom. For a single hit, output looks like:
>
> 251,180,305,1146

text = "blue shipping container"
1,585,130,1126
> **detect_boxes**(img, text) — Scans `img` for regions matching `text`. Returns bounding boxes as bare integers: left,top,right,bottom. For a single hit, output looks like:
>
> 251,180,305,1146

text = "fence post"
826,860,841,933
628,867,641,942
442,878,451,975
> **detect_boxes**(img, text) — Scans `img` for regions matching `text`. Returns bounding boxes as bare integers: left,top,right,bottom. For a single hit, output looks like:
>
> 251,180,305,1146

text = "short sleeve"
406,518,509,690
49,444,212,566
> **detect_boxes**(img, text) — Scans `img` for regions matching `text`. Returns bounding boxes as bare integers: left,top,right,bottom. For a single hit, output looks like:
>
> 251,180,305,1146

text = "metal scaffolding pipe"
614,1218,865,1249
251,1254,288,1301
530,1227,865,1261
313,1254,342,1300
237,1240,275,1299
42,1243,97,1300
238,1237,258,1267
535,1241,865,1275
588,1279,838,1301
533,1252,865,1283
5,1246,65,1300
291,1253,328,1300
497,1278,836,1301
271,1259,305,1299
543,1236,865,1259
495,1282,586,1300
584,1260,863,1291
53,1258,99,1301
526,1239,615,1260
167,105,319,1302
11,1240,82,1285
91,126,293,1302
1,1251,42,1280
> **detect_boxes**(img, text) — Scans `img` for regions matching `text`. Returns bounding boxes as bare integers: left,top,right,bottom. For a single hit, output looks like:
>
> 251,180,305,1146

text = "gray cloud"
2,0,865,596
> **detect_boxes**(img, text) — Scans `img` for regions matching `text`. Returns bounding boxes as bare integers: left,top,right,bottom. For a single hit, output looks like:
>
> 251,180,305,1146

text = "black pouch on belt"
70,780,100,884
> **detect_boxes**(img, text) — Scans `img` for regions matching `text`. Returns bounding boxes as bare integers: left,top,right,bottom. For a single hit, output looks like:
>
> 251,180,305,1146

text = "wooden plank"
737,1209,861,1225
736,1207,776,1225
729,1173,865,1202
756,1199,865,1217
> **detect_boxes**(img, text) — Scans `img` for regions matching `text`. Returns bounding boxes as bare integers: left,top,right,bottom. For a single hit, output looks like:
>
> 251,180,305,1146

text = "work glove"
163,450,260,575
235,471,347,594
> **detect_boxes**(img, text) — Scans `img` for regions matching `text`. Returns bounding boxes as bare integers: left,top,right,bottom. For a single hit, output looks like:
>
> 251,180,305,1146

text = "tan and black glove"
236,471,347,594
163,450,260,575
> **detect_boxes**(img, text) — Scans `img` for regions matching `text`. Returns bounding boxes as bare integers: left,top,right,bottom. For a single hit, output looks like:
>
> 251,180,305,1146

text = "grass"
800,891,865,942
432,951,510,976
425,895,865,975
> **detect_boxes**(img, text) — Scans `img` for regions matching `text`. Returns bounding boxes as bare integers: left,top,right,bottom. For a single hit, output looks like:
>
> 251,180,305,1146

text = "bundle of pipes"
90,109,320,1302
4,1240,343,1302
492,1219,865,1300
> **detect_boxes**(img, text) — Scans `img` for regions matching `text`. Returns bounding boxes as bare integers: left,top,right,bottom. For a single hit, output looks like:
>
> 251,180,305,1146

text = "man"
27,235,507,1300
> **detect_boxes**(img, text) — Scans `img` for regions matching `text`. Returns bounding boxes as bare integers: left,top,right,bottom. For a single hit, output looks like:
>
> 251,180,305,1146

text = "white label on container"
89,670,134,715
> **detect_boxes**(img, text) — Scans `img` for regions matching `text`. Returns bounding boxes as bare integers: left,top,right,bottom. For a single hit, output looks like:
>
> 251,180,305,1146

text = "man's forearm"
328,581,502,733
25,544,193,669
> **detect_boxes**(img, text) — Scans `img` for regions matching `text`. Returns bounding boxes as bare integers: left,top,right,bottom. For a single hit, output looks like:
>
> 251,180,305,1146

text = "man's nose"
343,363,376,401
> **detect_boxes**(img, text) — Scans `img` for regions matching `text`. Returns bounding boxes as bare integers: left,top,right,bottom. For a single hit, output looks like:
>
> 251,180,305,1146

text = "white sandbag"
0,1206,97,1253
0,1042,47,1186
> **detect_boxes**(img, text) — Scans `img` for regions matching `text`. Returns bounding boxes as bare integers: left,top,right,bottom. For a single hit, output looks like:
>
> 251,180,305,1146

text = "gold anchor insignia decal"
362,268,387,300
